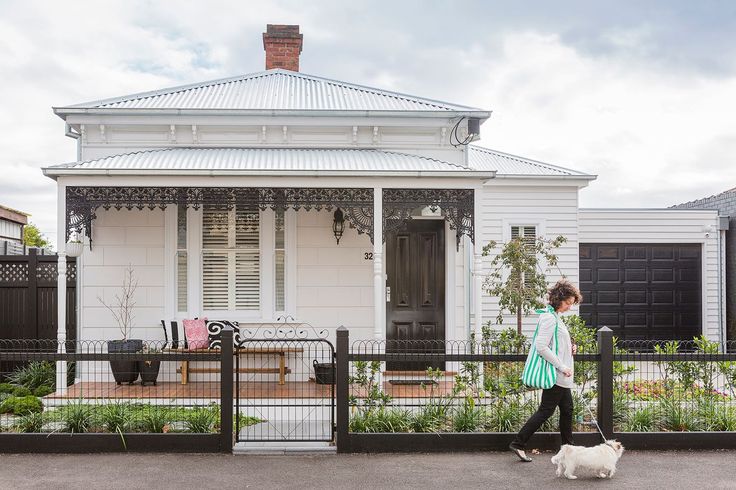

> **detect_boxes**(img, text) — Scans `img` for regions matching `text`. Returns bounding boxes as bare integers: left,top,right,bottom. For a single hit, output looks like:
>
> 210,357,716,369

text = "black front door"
386,219,445,370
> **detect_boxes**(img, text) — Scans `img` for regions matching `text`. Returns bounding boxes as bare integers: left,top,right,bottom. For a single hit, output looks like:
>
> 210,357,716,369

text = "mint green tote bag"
521,306,559,389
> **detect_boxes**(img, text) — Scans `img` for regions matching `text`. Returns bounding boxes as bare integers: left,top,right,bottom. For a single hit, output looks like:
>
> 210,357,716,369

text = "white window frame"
165,204,296,322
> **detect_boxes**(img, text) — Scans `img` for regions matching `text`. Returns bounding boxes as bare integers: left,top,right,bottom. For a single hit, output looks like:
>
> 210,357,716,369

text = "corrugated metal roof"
468,146,593,177
45,148,478,174
59,69,486,113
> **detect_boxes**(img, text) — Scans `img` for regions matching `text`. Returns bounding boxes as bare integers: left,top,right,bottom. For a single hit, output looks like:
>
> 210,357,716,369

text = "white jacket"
535,311,574,389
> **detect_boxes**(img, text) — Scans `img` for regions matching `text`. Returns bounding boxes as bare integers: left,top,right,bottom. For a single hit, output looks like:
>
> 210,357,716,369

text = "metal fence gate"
234,325,335,443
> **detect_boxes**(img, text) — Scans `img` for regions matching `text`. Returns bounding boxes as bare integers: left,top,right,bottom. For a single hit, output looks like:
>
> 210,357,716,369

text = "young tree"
482,235,567,334
23,223,51,249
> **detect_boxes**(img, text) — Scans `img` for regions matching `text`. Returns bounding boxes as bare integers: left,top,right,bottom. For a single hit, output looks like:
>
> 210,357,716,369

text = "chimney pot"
263,24,303,71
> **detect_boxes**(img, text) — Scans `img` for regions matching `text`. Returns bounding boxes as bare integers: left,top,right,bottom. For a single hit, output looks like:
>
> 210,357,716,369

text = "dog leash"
581,393,608,444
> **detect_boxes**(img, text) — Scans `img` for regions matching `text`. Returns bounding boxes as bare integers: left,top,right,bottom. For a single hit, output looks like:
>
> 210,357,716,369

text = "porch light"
332,208,345,245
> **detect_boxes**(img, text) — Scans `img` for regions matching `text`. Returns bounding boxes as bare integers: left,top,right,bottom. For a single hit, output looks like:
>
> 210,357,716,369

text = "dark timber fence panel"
0,250,76,342
0,251,77,379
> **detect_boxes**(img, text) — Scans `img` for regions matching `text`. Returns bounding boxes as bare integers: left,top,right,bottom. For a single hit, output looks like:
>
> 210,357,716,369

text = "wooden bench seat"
164,347,304,385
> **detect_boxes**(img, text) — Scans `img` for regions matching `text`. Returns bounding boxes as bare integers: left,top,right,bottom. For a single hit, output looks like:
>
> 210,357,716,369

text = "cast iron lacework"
383,188,474,247
66,186,374,243
66,186,476,247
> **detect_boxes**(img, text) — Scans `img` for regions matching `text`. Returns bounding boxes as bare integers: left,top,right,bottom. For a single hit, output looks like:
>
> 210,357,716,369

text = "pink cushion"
183,318,209,349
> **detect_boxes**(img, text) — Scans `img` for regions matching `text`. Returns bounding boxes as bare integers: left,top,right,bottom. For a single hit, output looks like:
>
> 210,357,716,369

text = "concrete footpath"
0,450,733,489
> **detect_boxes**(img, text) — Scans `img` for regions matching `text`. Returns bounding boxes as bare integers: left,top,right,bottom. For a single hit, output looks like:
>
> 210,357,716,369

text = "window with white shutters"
511,225,536,248
202,205,260,311
274,209,285,312
176,205,187,312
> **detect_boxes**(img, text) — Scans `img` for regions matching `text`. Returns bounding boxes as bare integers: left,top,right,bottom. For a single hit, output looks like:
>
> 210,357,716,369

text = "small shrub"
12,386,32,397
8,361,55,391
15,412,46,433
99,402,132,433
624,407,658,432
33,385,54,397
658,398,703,431
0,396,43,415
711,406,736,431
452,400,485,432
184,406,218,433
63,402,93,433
349,408,412,433
139,407,171,433
410,404,447,433
487,397,525,432
0,383,15,394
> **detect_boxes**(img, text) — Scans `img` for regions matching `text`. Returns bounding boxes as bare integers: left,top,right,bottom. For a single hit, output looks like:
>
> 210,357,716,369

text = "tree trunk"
516,306,523,335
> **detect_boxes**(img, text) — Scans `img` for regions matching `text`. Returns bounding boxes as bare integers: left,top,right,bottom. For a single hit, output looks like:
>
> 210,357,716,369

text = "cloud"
0,0,735,245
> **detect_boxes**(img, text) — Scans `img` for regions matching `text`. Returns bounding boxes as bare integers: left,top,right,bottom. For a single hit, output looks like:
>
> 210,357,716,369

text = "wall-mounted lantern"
332,208,345,245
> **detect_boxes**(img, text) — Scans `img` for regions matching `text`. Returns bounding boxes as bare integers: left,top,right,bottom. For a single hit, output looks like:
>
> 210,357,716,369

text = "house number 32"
364,252,373,260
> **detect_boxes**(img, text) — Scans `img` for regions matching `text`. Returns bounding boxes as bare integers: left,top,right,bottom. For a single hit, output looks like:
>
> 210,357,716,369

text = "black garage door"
579,243,701,341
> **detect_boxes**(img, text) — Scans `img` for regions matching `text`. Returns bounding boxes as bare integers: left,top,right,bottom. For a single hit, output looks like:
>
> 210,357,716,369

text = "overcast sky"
1,0,735,245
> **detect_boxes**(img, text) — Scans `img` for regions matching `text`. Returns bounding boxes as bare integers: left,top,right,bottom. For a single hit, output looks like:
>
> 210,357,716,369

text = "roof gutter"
493,173,597,181
42,168,496,180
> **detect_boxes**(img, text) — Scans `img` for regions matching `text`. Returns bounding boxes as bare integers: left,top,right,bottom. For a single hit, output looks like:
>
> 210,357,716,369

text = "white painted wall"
73,119,469,167
80,208,165,342
579,208,722,341
478,182,581,336
295,209,374,343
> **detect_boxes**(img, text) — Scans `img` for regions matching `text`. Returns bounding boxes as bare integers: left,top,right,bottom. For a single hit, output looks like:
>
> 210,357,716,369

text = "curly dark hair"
548,279,582,311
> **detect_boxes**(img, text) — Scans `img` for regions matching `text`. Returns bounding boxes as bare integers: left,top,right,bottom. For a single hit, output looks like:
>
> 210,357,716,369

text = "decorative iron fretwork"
238,322,330,340
383,188,474,247
66,186,374,243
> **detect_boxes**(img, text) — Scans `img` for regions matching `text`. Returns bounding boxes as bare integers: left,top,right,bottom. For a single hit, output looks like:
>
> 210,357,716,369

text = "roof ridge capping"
671,186,736,208
468,145,595,178
55,69,489,113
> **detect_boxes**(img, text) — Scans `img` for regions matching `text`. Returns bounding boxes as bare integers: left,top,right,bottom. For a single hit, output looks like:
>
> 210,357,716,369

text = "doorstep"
233,441,335,455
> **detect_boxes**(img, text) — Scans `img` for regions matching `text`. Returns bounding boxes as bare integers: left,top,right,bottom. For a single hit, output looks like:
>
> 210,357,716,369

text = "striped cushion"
160,320,187,349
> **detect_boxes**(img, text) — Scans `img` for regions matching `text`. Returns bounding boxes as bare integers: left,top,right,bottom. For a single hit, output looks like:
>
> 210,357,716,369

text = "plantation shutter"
176,205,188,312
202,206,260,311
235,209,260,310
274,210,285,312
511,225,536,248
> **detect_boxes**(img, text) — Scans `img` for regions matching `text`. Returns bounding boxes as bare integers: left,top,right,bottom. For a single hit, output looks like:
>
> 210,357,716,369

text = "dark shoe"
509,443,533,462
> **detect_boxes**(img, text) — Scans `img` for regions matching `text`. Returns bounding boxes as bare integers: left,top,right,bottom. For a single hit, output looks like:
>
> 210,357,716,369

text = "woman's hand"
572,343,577,355
562,367,572,377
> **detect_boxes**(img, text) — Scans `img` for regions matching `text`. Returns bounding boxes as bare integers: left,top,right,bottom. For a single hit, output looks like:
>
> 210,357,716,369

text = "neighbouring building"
0,204,29,255
673,187,734,343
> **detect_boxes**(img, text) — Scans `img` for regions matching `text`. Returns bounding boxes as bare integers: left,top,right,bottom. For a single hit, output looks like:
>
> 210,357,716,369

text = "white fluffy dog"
550,440,624,479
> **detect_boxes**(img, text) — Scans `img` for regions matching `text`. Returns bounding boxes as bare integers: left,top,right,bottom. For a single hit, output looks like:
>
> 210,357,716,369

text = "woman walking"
509,279,582,462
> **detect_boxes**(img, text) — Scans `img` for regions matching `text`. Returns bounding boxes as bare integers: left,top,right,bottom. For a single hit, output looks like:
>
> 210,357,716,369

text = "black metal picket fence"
335,328,736,452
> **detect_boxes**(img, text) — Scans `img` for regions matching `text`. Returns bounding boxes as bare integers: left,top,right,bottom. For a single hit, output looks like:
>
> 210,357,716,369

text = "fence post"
28,249,38,338
336,326,350,453
220,326,234,453
597,326,614,438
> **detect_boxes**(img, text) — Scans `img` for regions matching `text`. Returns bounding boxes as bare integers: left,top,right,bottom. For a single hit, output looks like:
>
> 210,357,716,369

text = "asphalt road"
0,450,733,489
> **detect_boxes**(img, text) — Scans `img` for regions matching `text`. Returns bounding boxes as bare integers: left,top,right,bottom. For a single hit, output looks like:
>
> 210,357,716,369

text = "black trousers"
512,384,574,449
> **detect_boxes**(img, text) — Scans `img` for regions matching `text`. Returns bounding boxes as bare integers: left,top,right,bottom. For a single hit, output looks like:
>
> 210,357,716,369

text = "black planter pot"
108,339,143,385
138,360,161,386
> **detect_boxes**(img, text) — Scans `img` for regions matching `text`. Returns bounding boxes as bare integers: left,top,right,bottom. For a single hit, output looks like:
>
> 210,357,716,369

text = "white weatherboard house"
42,26,727,390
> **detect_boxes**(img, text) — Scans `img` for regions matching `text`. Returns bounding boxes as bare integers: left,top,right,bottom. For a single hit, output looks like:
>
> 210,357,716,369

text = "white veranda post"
373,186,383,341
56,184,68,395
473,187,483,341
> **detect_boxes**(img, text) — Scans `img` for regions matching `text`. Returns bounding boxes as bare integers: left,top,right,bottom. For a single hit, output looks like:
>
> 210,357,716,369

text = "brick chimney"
262,24,303,71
